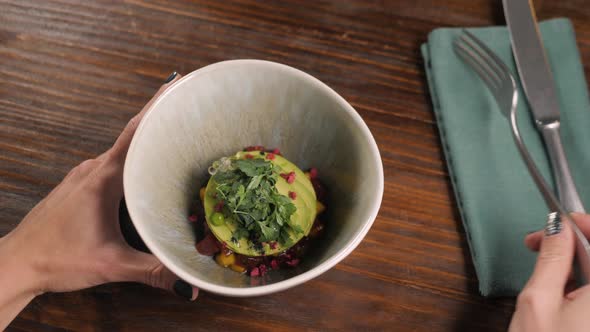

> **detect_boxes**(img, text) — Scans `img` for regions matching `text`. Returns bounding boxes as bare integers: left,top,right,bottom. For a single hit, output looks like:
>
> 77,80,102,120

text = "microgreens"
211,157,299,248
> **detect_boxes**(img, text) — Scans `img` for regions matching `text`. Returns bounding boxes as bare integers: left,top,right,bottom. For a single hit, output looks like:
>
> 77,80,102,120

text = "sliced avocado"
203,150,317,256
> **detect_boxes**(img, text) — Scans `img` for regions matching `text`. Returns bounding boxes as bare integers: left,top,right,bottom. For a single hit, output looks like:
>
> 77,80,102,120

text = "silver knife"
503,0,585,214
503,0,590,284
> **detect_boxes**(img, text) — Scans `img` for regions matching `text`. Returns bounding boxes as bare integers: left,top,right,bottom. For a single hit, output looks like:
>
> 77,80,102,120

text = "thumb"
524,213,590,252
525,212,575,298
112,248,199,301
109,72,183,163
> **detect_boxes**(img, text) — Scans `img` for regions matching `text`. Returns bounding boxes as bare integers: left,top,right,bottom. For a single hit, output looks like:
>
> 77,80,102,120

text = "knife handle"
540,122,590,284
540,122,586,213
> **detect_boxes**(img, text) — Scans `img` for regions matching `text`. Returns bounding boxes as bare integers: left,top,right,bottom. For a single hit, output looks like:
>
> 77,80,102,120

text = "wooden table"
2,0,589,330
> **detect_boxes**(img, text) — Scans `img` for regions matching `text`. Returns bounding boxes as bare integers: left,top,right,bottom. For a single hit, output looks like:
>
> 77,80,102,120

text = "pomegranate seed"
287,173,295,184
259,264,268,276
289,191,297,200
245,154,254,159
266,153,275,160
270,259,279,269
281,172,296,184
272,148,281,155
250,267,260,277
269,241,278,249
214,201,224,212
188,214,198,223
286,259,300,267
309,168,318,179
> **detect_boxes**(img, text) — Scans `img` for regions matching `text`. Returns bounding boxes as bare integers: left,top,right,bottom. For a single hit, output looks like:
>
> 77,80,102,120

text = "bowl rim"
123,59,384,297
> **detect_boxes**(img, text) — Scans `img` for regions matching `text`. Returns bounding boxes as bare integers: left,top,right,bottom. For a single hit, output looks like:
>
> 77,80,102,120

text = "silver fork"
453,30,590,283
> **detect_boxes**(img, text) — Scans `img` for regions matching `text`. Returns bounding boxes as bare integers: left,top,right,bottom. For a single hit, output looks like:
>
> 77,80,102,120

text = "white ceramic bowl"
124,60,383,296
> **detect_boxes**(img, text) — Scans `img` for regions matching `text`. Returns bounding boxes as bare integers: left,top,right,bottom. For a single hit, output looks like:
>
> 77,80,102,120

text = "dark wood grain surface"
2,0,589,330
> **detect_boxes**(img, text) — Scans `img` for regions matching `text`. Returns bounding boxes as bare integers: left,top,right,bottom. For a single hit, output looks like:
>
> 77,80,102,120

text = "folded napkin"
421,18,590,297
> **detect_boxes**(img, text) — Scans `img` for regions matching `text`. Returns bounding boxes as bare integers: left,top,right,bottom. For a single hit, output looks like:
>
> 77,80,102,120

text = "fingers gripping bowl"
123,60,384,296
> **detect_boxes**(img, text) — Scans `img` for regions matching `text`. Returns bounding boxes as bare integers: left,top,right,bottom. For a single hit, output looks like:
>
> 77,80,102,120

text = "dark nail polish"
173,280,193,300
545,212,562,236
164,71,178,83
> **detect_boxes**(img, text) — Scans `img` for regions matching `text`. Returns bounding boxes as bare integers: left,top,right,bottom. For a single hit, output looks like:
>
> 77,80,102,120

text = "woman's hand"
509,213,590,332
0,72,198,329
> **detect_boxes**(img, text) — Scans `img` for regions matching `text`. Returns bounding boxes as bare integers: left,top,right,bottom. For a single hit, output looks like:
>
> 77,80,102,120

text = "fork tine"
453,38,501,92
457,34,504,85
462,30,512,81
454,31,516,119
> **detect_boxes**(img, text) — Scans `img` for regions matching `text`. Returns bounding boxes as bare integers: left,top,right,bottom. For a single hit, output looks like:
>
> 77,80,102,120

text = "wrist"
0,233,44,298
0,233,42,329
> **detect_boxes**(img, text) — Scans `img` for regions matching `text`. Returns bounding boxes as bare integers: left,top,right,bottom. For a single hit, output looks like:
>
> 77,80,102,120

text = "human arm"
0,72,198,329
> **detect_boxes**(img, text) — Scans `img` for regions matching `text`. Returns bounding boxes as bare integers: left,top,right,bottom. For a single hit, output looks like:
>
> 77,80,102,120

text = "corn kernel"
230,264,246,273
199,187,206,201
215,252,235,267
316,201,326,214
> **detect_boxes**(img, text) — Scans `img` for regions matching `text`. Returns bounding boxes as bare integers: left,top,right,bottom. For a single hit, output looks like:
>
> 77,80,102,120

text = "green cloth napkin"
421,18,590,297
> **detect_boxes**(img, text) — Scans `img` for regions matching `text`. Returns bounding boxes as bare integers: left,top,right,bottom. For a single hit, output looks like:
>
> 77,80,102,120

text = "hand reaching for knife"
509,213,590,332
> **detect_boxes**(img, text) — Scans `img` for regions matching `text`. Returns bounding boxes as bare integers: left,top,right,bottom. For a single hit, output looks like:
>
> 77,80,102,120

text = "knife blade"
503,0,585,213
503,0,560,126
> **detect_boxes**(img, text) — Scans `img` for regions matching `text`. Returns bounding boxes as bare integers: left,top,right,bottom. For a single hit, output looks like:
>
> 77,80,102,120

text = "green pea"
210,212,225,226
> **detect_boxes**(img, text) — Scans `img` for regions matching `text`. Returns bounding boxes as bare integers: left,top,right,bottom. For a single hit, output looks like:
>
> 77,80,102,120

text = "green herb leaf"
279,229,294,247
212,156,298,247
247,175,263,191
258,221,279,241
